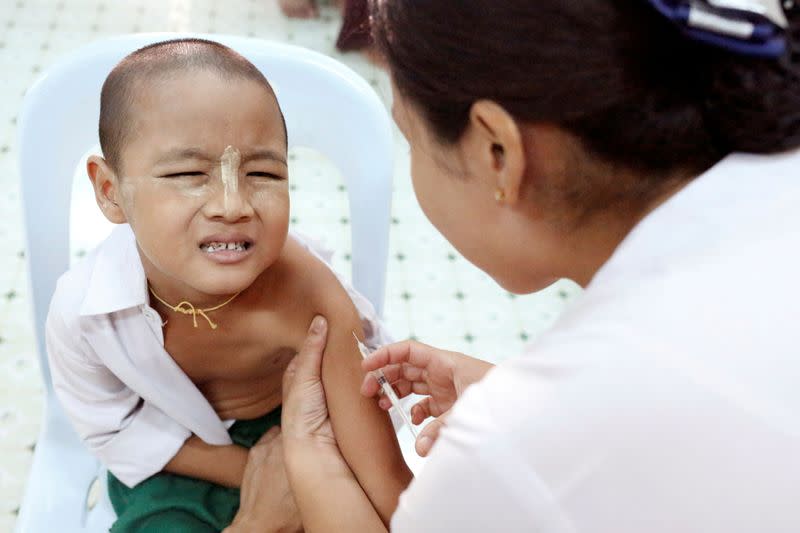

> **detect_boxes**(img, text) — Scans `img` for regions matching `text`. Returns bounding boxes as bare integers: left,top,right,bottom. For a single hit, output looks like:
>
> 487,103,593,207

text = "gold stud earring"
494,189,505,202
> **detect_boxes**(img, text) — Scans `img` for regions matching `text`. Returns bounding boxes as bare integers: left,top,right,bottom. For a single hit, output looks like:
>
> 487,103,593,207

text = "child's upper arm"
317,291,413,525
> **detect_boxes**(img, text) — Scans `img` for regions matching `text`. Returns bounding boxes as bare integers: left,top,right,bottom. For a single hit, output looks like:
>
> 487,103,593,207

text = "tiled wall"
0,1,581,530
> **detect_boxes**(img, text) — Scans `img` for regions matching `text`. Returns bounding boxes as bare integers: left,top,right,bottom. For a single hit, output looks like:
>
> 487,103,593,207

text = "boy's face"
96,70,290,299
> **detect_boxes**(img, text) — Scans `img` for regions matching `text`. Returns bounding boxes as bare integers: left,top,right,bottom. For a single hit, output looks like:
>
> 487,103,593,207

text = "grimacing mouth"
199,241,253,253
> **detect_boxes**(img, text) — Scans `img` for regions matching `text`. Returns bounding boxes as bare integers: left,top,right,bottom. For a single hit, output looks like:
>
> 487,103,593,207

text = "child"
46,38,412,532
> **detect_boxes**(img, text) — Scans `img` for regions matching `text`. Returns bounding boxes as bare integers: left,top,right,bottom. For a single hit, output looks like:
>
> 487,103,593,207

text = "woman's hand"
224,427,302,533
281,316,336,448
360,341,494,456
280,316,388,533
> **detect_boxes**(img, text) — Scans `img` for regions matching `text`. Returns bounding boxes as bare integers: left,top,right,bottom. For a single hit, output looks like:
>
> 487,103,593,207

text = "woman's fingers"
360,362,427,397
415,413,449,457
360,372,381,397
375,381,412,410
411,381,430,395
379,362,426,383
393,378,430,398
361,339,435,373
394,379,413,398
361,374,431,403
410,398,431,425
296,316,328,380
281,315,338,445
283,316,328,395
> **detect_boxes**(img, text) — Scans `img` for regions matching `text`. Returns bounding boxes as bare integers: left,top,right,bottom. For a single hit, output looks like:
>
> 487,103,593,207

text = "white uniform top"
392,150,800,533
46,227,391,488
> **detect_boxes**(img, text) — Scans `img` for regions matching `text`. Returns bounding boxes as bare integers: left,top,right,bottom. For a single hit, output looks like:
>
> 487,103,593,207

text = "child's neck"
141,259,277,322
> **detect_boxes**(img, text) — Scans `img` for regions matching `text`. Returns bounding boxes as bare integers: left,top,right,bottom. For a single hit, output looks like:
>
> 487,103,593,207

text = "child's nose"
204,175,255,222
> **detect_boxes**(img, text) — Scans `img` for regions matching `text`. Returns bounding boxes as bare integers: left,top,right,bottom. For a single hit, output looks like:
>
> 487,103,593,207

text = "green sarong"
108,407,282,533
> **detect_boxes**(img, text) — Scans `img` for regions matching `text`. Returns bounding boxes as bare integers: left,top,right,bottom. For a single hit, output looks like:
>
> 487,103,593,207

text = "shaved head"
99,38,286,172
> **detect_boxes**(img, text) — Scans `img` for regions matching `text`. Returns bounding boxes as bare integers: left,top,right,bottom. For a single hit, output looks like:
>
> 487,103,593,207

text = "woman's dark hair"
371,0,800,179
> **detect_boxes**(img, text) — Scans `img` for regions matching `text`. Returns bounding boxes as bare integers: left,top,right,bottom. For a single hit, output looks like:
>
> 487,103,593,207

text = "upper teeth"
202,241,247,252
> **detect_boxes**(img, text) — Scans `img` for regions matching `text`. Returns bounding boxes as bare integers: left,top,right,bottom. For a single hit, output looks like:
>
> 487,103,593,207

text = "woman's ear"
87,155,127,224
461,100,526,205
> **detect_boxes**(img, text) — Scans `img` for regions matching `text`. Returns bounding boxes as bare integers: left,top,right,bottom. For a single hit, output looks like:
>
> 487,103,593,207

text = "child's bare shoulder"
280,236,362,333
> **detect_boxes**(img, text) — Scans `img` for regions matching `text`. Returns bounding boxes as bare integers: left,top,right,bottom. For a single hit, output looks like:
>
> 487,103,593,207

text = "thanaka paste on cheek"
220,145,241,211
176,179,213,199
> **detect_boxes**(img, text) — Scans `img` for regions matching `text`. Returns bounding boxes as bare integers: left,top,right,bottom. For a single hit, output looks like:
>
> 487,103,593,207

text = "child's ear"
87,155,127,224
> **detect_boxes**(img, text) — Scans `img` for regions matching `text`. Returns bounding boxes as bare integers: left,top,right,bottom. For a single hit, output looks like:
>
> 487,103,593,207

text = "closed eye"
248,172,285,180
160,171,205,178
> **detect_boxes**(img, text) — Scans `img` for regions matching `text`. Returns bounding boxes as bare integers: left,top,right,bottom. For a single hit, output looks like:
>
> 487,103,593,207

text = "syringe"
353,332,419,439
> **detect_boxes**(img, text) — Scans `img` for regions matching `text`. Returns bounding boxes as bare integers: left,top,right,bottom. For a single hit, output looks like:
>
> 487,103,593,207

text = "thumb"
415,411,450,457
295,315,328,381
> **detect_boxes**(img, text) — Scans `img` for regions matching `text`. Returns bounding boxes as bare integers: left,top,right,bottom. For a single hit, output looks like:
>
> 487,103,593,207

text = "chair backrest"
19,33,394,392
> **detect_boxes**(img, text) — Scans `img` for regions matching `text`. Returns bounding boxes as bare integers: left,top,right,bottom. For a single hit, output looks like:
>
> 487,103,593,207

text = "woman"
235,0,800,531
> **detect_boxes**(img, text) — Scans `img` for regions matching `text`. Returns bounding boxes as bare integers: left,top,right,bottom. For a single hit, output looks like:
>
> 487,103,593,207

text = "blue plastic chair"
15,33,393,532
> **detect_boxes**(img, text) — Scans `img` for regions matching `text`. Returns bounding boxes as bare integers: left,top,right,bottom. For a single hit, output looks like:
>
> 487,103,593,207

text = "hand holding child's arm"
224,427,302,533
321,307,414,525
164,437,249,488
280,316,386,533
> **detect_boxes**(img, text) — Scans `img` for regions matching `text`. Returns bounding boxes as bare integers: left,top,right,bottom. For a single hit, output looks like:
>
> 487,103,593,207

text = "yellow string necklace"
148,286,241,330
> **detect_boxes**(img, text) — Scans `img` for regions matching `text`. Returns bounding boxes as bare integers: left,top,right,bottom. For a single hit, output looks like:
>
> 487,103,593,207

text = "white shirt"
393,150,800,532
46,226,391,488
